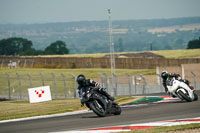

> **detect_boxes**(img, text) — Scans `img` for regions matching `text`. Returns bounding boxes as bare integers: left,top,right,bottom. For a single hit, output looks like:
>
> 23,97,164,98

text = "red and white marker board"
28,86,52,103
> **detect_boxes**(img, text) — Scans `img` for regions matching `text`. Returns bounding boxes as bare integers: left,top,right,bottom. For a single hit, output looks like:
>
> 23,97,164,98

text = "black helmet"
161,71,169,79
76,74,86,85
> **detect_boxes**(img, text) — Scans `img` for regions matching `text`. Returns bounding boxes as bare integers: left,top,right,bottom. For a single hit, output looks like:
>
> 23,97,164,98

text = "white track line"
50,117,200,133
0,110,91,124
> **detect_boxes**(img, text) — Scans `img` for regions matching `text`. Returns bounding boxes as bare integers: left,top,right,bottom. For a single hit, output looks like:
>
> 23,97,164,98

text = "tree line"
0,37,69,56
187,37,200,49
0,36,199,56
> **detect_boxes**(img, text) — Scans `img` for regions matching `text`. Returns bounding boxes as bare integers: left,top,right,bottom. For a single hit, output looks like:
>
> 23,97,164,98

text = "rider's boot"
99,88,114,101
172,94,176,98
103,91,114,101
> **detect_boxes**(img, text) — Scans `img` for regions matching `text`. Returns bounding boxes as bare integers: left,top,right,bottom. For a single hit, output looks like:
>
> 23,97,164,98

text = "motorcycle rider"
76,74,114,104
161,70,192,94
161,71,182,95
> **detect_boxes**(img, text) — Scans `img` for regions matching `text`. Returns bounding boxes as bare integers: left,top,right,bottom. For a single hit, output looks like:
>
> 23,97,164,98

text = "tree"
45,41,69,55
187,37,200,49
0,37,34,55
0,38,17,55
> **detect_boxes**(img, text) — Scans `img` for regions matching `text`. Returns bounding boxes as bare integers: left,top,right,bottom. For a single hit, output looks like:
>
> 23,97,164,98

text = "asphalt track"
0,91,200,133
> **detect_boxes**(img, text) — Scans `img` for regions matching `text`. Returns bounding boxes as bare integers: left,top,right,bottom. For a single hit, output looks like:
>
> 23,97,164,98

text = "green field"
0,68,155,78
36,49,200,59
152,49,200,58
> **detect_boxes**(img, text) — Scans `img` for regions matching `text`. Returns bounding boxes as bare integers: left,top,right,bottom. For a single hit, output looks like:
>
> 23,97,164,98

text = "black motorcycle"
79,87,121,117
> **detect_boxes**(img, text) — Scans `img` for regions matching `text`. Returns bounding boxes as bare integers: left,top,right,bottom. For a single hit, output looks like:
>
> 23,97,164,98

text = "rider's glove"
178,77,182,80
167,91,170,95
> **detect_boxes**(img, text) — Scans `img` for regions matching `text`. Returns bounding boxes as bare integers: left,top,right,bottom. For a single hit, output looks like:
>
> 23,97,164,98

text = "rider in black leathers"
76,74,114,105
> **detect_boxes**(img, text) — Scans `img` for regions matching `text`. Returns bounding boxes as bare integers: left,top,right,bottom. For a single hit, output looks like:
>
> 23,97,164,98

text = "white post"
108,9,115,77
156,66,160,85
181,64,185,79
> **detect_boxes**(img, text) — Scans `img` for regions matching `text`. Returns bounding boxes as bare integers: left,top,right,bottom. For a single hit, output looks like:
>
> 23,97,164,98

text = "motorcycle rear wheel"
112,104,121,115
194,92,198,101
89,100,106,117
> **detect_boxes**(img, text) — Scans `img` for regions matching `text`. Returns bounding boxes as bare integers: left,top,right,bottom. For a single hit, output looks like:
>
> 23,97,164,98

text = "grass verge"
0,96,136,121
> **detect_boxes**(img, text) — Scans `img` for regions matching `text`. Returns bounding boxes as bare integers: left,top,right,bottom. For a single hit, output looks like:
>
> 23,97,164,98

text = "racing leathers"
162,73,181,93
77,79,114,101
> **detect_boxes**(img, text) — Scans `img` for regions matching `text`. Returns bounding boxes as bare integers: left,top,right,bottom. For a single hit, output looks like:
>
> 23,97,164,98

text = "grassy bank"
36,49,200,59
152,49,200,58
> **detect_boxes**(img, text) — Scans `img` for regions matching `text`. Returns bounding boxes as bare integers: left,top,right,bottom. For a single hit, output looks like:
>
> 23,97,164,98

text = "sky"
0,0,200,24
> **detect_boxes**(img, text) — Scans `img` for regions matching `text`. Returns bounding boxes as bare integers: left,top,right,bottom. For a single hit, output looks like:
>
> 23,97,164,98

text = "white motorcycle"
167,78,198,102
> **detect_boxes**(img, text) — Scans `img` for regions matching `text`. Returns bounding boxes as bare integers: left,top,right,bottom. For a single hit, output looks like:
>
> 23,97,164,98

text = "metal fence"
99,72,200,97
0,73,77,100
0,70,200,101
99,73,163,96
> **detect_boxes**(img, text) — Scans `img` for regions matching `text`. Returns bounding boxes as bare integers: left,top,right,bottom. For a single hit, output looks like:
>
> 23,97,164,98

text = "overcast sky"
0,0,200,24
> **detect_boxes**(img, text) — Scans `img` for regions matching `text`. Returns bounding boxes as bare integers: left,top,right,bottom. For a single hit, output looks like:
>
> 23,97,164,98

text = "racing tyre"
89,100,106,117
178,90,192,102
194,92,198,101
113,104,121,115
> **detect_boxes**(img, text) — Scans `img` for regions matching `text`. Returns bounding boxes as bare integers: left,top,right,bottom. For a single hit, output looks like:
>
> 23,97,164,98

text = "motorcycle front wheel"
89,100,106,117
177,90,192,102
